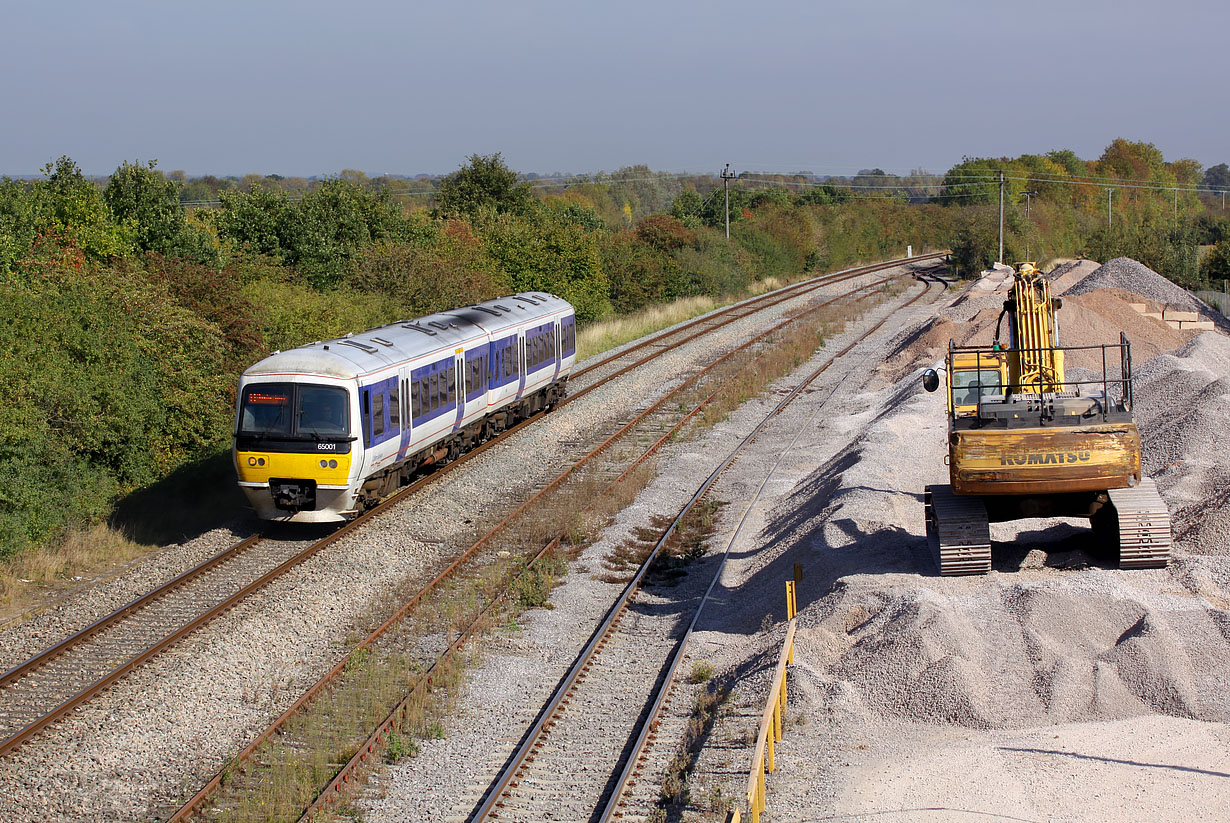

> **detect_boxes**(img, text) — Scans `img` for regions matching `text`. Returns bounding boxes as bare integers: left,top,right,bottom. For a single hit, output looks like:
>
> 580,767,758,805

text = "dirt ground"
682,261,1230,823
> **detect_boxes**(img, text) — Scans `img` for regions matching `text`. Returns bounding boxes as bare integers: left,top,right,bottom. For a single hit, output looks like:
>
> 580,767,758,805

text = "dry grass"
692,298,864,432
575,274,801,362
657,680,732,816
578,296,726,361
0,524,154,618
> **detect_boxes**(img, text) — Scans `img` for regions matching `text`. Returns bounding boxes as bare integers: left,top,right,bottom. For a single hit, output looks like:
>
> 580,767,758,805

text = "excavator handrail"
948,338,1134,426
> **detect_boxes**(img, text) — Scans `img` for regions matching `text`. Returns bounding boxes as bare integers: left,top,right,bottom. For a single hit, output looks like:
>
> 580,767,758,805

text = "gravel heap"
1046,259,1101,293
1133,332,1230,557
1063,256,1205,313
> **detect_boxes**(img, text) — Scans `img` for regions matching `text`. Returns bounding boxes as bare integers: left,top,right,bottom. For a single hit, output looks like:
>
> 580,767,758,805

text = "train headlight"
328,459,337,468
248,457,256,466
320,459,328,468
258,458,265,466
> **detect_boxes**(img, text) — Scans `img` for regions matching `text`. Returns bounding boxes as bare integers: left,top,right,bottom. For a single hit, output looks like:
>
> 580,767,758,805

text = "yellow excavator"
922,263,1171,575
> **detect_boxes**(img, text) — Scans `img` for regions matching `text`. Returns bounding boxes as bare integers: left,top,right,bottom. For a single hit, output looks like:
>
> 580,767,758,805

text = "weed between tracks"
655,677,734,819
198,461,656,822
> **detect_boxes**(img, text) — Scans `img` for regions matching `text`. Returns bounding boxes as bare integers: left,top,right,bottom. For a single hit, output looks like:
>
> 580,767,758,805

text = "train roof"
242,293,573,381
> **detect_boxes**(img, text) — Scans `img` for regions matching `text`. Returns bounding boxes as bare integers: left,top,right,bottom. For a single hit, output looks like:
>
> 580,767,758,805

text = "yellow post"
785,580,797,664
766,726,775,772
780,674,789,726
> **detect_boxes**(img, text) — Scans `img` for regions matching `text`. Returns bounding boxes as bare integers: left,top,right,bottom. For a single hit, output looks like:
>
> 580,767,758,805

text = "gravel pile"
1133,332,1230,557
1063,256,1206,313
1046,259,1101,293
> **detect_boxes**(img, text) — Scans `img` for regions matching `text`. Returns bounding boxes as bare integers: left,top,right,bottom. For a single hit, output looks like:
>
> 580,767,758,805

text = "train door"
517,333,527,396
454,349,465,429
399,365,412,458
552,318,561,380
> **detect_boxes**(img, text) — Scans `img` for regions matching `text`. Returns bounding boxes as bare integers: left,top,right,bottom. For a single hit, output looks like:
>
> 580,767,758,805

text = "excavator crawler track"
925,484,992,576
1108,477,1171,569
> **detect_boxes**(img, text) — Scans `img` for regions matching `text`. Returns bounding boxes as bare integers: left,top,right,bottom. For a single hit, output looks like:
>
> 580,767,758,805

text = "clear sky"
1,0,1224,178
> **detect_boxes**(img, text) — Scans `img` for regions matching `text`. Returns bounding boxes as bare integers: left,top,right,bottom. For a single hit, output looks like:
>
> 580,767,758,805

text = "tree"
670,190,702,224
1202,240,1230,282
104,160,187,256
435,153,531,219
1205,163,1230,192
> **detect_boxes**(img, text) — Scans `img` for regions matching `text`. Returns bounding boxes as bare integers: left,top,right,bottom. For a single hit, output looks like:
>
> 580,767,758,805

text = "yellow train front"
234,378,359,522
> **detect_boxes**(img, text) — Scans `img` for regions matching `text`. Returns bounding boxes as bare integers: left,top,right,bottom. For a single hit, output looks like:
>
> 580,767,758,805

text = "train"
233,293,577,522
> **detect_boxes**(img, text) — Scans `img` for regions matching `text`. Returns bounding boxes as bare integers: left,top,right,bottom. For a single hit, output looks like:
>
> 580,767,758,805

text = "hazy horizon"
2,1,1225,179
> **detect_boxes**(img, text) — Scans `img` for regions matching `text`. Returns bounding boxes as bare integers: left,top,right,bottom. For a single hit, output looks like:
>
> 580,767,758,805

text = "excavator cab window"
952,369,1002,406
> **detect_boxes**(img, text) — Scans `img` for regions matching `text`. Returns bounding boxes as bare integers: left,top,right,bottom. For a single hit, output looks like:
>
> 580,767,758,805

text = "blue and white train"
233,293,577,522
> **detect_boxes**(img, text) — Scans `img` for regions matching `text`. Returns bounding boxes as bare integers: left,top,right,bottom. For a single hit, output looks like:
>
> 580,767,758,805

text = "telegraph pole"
721,163,736,240
1174,188,1178,228
998,172,1005,264
1022,192,1036,260
1107,188,1114,228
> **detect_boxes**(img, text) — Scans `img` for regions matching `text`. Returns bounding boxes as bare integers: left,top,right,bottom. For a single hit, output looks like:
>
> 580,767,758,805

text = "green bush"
0,262,233,556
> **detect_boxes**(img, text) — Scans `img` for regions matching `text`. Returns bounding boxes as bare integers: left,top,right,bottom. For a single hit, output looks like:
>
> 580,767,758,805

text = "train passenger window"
428,373,439,411
372,393,385,437
389,384,400,429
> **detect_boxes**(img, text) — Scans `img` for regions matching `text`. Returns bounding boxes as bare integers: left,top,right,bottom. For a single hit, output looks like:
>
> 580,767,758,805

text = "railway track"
169,263,946,821
470,272,948,823
0,255,940,770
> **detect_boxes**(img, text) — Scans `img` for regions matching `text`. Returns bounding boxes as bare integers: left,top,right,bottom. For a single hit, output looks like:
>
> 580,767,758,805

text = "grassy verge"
576,275,796,362
0,525,154,619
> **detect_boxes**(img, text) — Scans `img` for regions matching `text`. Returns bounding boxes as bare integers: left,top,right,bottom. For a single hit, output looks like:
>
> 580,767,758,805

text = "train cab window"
389,383,400,429
372,393,385,437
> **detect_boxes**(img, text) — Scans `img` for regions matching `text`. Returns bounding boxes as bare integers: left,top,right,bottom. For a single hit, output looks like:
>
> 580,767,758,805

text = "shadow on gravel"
109,450,256,546
997,747,1230,778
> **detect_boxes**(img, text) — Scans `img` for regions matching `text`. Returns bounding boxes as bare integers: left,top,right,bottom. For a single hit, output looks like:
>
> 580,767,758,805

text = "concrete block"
1180,320,1215,331
1128,303,1147,313
1166,320,1182,329
1144,312,1164,321
1164,309,1199,322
